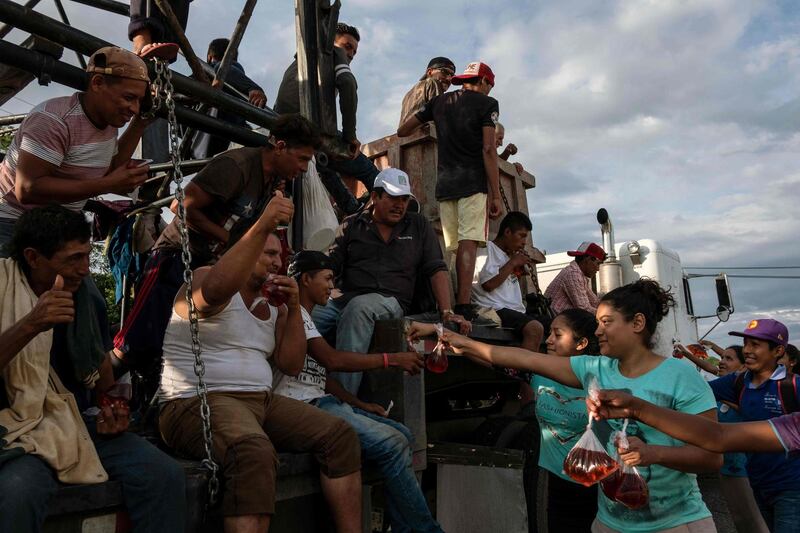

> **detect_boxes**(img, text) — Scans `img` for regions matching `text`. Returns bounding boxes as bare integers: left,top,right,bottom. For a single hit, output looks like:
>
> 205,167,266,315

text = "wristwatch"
441,309,454,320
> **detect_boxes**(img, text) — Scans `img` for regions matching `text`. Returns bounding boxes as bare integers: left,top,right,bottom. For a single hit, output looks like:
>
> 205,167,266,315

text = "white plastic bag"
288,157,338,251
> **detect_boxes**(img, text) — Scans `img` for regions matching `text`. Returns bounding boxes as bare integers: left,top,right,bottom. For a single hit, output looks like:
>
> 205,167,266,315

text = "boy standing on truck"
397,61,502,322
275,250,443,533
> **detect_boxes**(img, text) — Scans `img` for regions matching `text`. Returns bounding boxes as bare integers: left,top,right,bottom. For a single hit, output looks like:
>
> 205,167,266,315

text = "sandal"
138,42,179,62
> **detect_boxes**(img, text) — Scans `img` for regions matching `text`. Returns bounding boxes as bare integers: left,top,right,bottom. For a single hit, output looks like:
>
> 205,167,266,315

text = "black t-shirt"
156,147,272,265
416,89,499,201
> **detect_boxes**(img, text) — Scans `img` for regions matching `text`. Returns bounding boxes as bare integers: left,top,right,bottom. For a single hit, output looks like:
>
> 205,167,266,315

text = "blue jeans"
312,293,404,395
319,152,379,215
316,395,442,533
753,488,800,533
0,430,186,533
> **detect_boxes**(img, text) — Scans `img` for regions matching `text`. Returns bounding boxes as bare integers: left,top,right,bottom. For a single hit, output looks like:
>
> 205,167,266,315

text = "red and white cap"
451,62,495,87
567,242,606,261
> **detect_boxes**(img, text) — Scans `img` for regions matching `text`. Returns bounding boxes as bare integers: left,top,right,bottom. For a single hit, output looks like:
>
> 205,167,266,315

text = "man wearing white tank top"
158,193,363,533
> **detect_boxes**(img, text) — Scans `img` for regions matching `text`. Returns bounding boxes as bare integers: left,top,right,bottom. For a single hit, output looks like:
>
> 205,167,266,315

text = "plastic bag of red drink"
601,419,650,509
261,275,289,307
563,379,619,486
425,323,450,374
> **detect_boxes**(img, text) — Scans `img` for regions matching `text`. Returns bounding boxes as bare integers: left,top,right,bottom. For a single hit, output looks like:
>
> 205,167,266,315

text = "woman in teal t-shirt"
420,280,721,533
534,308,600,532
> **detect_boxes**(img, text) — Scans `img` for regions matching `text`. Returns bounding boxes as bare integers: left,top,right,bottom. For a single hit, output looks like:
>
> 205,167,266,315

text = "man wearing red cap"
398,61,501,321
544,241,606,314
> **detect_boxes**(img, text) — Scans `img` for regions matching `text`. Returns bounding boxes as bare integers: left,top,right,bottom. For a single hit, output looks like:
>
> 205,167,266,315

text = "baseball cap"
567,242,607,261
729,318,789,347
373,167,415,198
451,61,495,87
86,47,149,83
287,250,338,278
421,57,456,80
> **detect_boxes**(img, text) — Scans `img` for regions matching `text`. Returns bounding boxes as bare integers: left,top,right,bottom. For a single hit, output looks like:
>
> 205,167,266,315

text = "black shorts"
496,308,539,335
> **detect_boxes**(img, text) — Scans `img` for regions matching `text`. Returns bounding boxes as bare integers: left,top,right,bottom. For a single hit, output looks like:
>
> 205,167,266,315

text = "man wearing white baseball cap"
313,167,470,394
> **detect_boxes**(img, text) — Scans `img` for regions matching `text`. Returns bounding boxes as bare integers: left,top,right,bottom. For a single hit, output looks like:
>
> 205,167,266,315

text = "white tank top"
159,292,278,401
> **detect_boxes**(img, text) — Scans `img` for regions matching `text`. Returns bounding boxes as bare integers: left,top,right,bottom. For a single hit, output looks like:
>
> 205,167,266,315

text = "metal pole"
0,0,41,39
0,114,27,126
0,0,280,129
152,0,209,83
68,0,128,16
212,0,258,89
0,40,270,148
292,0,323,251
53,0,87,69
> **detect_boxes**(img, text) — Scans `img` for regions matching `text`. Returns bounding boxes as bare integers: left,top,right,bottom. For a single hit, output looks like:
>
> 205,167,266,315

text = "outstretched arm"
589,390,783,454
408,322,581,388
675,343,720,376
308,337,423,374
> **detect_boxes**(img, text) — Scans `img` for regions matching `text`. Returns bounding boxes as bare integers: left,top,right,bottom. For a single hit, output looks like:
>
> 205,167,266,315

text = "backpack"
732,371,799,414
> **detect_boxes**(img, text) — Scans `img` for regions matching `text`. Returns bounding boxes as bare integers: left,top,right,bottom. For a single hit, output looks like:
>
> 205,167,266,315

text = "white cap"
373,167,415,198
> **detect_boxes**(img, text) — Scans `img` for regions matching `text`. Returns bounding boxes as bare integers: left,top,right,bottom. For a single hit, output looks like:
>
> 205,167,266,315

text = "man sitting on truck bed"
0,206,186,533
472,211,543,352
397,61,503,324
158,193,363,533
274,250,444,533
544,241,605,315
312,167,470,395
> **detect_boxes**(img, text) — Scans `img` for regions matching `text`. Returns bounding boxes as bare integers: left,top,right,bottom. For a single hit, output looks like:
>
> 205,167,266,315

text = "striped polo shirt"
0,93,118,219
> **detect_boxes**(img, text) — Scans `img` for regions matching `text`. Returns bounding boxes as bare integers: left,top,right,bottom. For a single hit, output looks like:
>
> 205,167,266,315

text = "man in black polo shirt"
312,167,469,394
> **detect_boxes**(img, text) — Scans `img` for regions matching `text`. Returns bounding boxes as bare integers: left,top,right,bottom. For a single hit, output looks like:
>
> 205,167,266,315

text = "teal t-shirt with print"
532,374,588,481
569,355,716,533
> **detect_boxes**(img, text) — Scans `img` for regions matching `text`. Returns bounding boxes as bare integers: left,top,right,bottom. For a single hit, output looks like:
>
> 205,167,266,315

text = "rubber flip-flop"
139,42,179,62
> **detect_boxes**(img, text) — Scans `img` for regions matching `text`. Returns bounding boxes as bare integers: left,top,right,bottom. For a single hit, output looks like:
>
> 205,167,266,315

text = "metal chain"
153,59,220,506
498,179,512,214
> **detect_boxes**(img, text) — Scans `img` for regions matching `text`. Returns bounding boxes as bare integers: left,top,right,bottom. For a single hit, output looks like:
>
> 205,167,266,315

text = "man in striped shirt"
544,241,605,315
0,46,152,255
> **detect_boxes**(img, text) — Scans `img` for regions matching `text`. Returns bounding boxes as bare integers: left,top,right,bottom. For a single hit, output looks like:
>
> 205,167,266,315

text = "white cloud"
4,0,798,336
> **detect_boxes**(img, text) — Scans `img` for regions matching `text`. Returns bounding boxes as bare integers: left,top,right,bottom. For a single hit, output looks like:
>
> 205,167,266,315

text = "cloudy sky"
3,0,799,346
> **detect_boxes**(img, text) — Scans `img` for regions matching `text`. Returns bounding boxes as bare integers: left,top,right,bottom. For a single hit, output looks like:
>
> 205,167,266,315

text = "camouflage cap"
86,46,149,83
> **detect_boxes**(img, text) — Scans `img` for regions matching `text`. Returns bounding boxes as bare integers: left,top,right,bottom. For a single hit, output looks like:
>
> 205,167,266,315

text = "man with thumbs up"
0,206,186,533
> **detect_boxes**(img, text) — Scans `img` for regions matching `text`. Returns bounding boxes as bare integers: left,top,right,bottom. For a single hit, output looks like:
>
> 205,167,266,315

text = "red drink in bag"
261,278,289,307
425,352,449,373
425,323,450,374
564,448,619,487
614,471,649,509
602,420,650,509
564,378,619,486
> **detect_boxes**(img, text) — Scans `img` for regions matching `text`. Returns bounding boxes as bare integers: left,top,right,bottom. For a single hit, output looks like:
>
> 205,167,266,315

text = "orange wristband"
383,353,389,369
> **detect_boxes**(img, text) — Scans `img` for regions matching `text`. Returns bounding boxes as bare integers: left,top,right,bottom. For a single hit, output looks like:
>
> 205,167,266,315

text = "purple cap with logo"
729,318,789,347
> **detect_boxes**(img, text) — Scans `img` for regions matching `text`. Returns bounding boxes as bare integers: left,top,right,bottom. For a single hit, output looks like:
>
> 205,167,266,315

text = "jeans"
753,488,800,533
316,395,442,533
0,430,186,533
312,293,404,395
318,152,379,215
